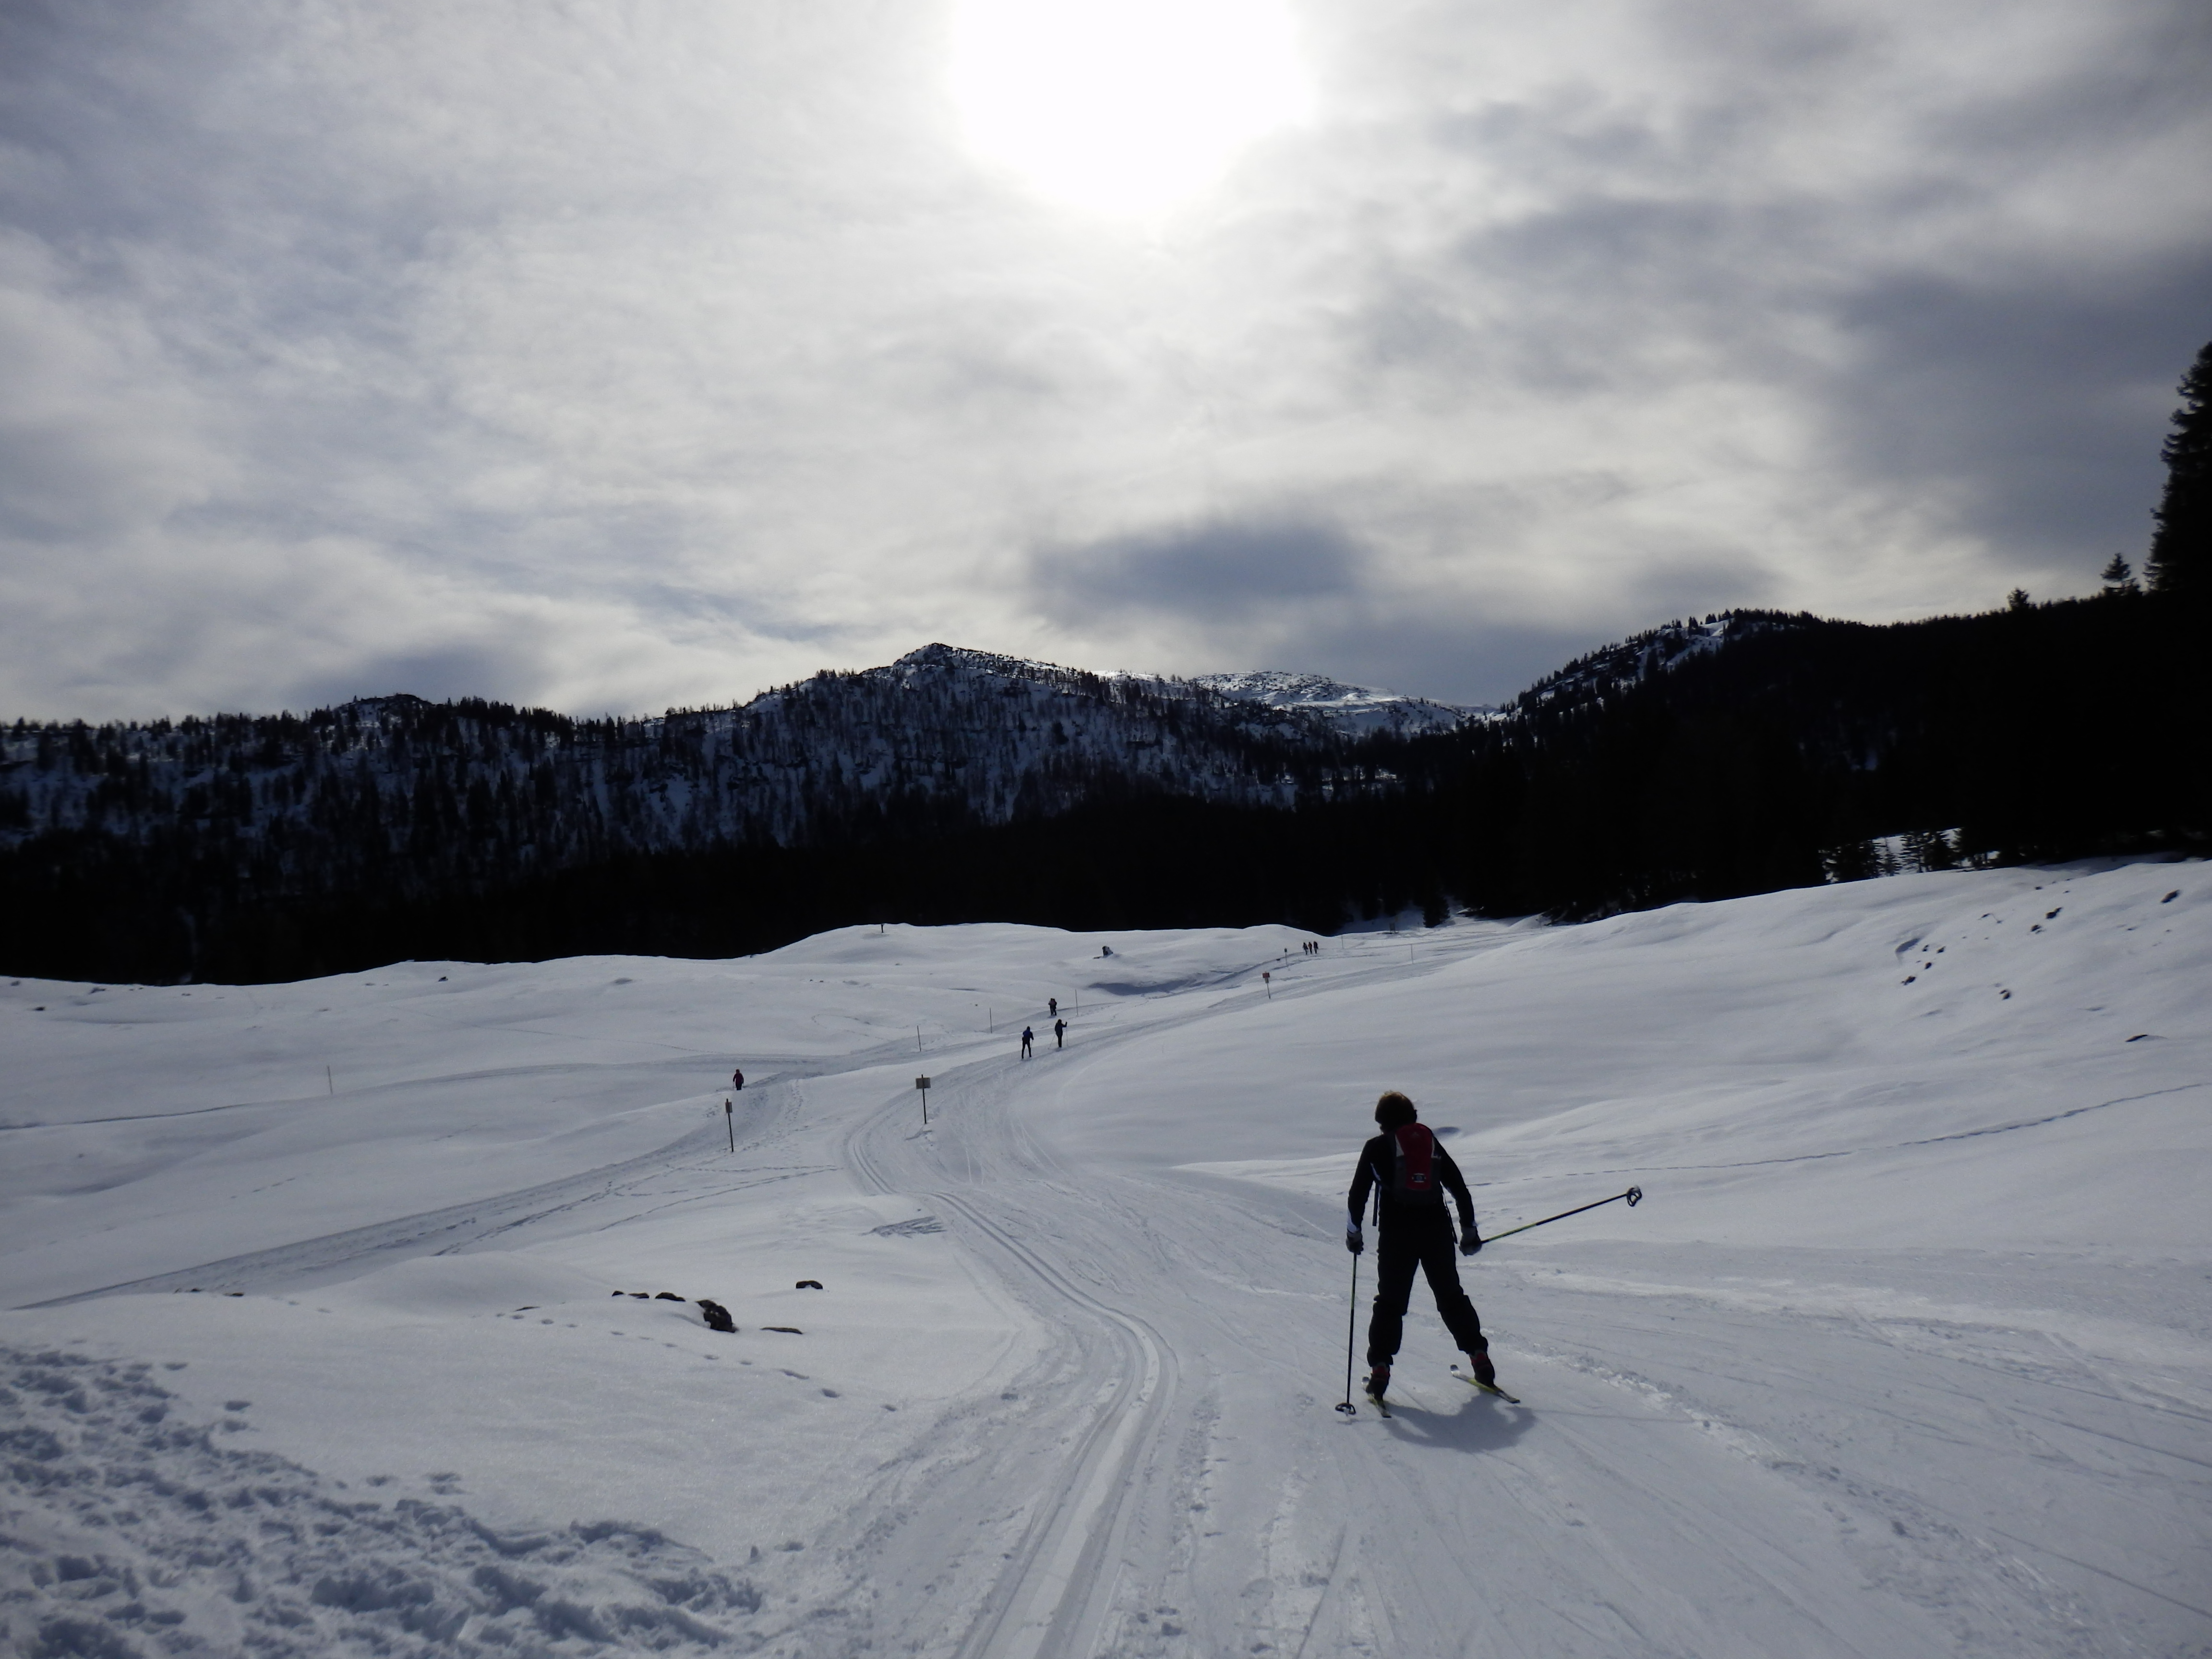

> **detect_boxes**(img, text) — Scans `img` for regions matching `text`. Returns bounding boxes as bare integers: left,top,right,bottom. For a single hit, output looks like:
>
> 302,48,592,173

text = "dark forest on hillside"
4,589,2204,985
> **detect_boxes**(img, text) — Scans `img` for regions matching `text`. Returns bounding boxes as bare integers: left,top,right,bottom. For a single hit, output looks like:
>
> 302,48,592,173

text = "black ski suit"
1348,1130,1487,1370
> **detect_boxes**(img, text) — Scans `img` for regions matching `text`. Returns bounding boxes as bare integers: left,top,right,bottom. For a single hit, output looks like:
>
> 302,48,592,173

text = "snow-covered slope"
3,859,2206,1656
1191,669,1489,733
1515,608,1818,714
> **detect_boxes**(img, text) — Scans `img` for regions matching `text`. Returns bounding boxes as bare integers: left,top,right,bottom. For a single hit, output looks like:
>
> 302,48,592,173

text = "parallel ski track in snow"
814,942,1495,1655
841,1051,1171,1659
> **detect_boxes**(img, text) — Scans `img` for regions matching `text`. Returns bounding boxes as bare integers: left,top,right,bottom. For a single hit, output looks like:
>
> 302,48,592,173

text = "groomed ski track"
824,981,1973,1659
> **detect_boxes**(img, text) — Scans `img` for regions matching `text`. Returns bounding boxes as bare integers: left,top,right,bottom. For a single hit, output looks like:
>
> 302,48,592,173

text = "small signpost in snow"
1263,970,1272,1000
723,1097,734,1153
916,1075,931,1125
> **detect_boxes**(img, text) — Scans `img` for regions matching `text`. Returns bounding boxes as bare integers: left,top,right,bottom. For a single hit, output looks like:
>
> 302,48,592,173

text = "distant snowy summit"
1192,670,1491,735
884,645,1484,735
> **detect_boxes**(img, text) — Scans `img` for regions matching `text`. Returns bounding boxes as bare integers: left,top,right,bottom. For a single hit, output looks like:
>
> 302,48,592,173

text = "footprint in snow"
0,1345,769,1653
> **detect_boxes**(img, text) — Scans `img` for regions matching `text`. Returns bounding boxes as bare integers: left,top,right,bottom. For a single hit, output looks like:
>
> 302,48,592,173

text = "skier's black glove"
1459,1227,1482,1256
1345,1220,1364,1255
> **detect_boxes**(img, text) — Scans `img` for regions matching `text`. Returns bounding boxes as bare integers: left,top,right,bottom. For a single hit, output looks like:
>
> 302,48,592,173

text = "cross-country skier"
1049,997,1058,1017
1021,1025,1034,1058
1054,1017,1066,1049
732,1068,744,1091
1345,1091,1491,1402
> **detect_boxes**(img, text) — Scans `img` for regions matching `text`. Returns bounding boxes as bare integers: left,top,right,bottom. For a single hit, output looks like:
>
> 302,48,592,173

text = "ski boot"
1466,1346,1496,1390
1363,1365,1391,1402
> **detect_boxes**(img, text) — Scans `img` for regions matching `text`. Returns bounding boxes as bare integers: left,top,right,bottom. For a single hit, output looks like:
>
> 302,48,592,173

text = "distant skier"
1021,1026,1034,1058
1053,1017,1066,1050
1048,997,1058,1017
1346,1092,1491,1402
732,1068,745,1091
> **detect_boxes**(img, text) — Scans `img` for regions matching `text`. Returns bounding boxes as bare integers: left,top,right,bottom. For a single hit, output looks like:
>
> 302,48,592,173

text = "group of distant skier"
1018,998,1068,1058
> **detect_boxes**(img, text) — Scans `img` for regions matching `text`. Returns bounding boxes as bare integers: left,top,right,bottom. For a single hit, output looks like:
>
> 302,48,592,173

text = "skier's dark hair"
1374,1091,1417,1129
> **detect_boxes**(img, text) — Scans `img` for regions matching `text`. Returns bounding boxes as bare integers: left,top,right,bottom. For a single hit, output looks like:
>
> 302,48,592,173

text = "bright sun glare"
950,0,1309,215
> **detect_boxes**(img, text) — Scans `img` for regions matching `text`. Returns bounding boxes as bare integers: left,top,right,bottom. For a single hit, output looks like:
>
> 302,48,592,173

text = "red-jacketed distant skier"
1346,1091,1491,1401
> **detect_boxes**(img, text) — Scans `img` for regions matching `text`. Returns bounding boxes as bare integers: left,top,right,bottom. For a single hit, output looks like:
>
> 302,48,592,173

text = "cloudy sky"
3,0,2207,720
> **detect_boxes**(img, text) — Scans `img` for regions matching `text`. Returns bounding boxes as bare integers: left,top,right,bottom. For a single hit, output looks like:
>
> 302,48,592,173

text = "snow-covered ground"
3,860,2207,1657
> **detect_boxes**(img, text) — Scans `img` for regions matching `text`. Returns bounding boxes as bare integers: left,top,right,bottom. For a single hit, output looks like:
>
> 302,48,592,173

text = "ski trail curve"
840,1051,1181,1659
929,1190,1171,1659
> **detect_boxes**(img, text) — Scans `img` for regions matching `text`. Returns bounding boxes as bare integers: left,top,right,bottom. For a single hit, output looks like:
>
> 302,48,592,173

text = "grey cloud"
1327,0,2212,591
4,0,2209,721
283,640,553,715
1033,517,1367,625
1235,551,1779,707
1823,261,2212,563
1024,493,1775,705
1284,615,1611,710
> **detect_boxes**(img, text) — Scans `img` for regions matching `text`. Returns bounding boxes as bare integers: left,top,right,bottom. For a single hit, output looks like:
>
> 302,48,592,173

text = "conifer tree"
2146,340,2211,598
2098,554,2140,596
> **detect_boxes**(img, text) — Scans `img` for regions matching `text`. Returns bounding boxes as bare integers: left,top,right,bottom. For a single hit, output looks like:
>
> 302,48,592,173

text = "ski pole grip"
1626,1186,1642,1206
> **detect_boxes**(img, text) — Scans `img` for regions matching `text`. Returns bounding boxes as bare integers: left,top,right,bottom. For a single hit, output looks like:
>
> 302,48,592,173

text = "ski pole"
1335,1249,1360,1417
1483,1185,1643,1244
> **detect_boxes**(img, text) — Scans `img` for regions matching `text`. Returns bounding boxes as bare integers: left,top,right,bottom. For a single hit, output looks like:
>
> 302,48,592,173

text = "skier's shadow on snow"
1375,1394,1535,1454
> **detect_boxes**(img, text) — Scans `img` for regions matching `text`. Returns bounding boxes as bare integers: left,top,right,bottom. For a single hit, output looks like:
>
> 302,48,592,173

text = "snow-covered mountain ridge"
1514,609,1818,714
0,645,1397,900
1192,669,1491,733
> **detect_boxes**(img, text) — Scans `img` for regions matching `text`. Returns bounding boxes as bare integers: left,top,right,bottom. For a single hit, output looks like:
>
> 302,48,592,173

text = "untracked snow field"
2,859,2207,1657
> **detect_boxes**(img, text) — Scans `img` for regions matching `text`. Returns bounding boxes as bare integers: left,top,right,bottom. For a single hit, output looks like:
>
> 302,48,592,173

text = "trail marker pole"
915,1075,930,1125
723,1097,734,1152
1263,970,1272,1000
916,1024,923,1052
325,1066,333,1095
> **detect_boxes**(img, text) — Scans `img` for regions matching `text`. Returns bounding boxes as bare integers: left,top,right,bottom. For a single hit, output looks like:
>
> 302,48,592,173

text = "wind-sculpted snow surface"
0,1346,763,1656
1,864,2207,1657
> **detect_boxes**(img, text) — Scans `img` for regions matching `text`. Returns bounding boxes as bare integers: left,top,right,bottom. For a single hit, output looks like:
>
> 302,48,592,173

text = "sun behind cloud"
949,0,1309,215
